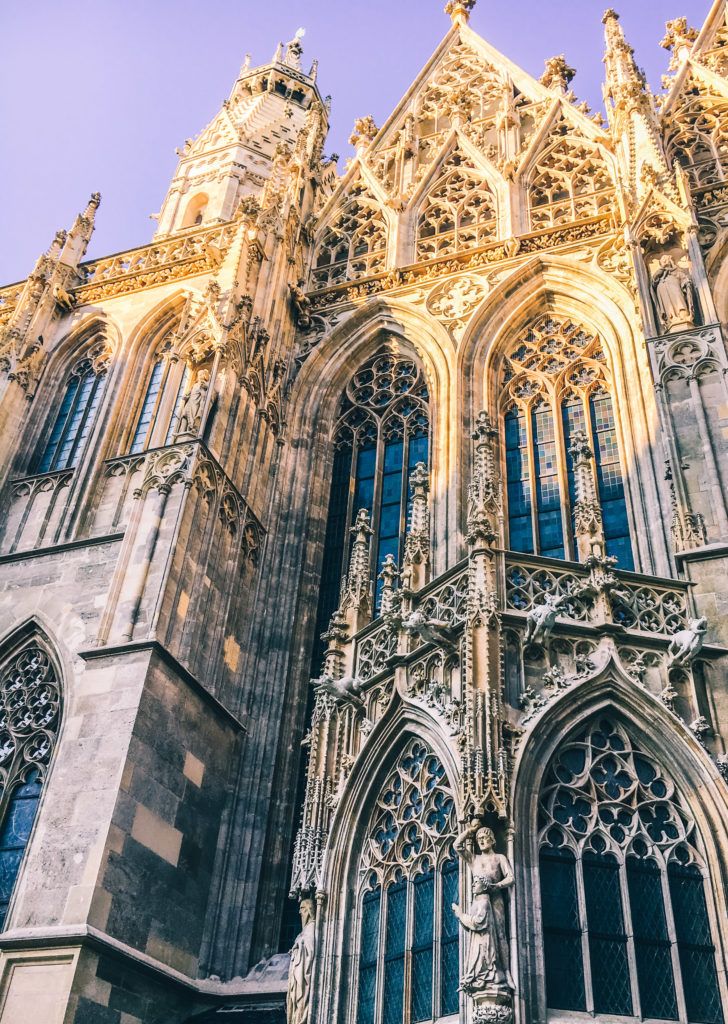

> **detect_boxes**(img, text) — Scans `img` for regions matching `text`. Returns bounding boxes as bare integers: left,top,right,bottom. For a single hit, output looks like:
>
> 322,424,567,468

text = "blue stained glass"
375,437,404,610
0,771,42,928
38,366,105,473
583,852,633,1016
383,881,407,1024
411,870,434,1022
441,857,460,1016
540,846,586,1010
313,441,353,668
358,887,381,1024
130,359,164,453
505,407,533,553
668,863,723,1024
590,391,634,570
532,402,565,559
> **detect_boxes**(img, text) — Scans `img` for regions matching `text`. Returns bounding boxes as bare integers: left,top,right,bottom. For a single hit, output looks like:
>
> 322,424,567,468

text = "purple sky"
0,0,712,284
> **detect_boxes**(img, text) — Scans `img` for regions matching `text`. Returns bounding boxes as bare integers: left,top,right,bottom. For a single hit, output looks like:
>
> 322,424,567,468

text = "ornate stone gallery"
0,2,726,1023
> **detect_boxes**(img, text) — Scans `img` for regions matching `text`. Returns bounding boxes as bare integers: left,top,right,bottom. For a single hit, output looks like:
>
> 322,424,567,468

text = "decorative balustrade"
356,619,398,682
1,469,74,554
419,561,469,625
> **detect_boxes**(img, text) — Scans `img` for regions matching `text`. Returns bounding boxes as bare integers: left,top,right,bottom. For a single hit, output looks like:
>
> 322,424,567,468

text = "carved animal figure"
311,673,365,708
667,616,707,666
524,593,567,645
402,609,457,650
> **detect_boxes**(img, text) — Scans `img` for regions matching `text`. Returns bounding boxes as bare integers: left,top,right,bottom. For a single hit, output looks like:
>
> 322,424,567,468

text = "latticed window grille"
416,151,497,261
528,122,613,231
665,80,728,190
312,180,388,289
315,352,429,649
500,314,633,568
0,644,61,927
355,739,459,1024
37,349,108,473
538,715,724,1023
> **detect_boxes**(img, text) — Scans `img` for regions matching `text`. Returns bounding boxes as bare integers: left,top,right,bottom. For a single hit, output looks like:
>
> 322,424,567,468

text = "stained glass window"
37,353,107,473
538,716,723,1022
316,353,430,646
355,740,459,1024
501,315,634,568
130,359,164,453
0,645,61,929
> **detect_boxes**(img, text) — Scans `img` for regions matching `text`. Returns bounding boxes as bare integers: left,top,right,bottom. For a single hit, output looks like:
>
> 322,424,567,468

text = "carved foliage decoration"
527,118,614,230
417,150,497,261
361,738,456,884
312,179,387,289
0,644,61,797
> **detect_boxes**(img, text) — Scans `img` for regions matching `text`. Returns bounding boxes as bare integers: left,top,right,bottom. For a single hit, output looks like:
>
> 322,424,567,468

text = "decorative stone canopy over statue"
452,822,515,1001
286,897,315,1024
175,367,210,438
650,254,696,333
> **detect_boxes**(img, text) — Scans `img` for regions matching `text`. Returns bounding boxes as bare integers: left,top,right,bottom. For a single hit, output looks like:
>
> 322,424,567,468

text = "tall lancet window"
500,315,633,569
0,642,61,927
37,348,109,473
129,352,193,454
316,352,430,642
538,715,724,1023
355,739,459,1024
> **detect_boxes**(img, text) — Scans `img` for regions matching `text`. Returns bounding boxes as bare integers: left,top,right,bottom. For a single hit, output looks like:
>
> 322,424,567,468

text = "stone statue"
524,593,567,646
287,897,315,1024
176,368,210,437
311,672,365,709
651,255,696,333
402,609,458,651
667,616,708,666
452,823,514,995
289,280,312,330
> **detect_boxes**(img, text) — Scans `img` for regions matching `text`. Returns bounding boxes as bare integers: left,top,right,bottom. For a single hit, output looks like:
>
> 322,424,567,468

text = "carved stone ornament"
524,593,567,646
649,254,696,333
667,616,707,667
427,275,487,331
286,898,315,1024
175,367,210,438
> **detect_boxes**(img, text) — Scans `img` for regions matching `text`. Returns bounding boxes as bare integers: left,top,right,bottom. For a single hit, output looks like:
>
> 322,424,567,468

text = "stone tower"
0,4,727,1024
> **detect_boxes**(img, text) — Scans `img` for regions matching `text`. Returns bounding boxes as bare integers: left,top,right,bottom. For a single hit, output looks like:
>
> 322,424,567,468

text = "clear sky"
0,0,712,284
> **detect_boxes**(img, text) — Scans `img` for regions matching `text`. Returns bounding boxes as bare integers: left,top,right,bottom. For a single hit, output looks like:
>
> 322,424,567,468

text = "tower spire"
602,8,646,105
445,0,475,27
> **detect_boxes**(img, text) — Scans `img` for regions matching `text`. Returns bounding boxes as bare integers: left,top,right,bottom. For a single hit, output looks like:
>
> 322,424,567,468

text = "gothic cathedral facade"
0,3,727,1023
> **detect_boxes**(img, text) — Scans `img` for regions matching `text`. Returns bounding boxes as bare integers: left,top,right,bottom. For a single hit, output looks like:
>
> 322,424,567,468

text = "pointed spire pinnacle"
60,192,101,267
660,17,698,71
445,0,475,27
603,8,646,102
540,55,577,92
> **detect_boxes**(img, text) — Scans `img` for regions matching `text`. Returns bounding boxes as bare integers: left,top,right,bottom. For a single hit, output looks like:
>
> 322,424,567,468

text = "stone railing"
1,468,75,554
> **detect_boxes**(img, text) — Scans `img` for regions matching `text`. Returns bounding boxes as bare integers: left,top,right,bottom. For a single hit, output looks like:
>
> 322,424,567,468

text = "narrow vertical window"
0,772,42,927
411,864,434,1023
627,856,678,1020
38,354,107,473
440,855,460,1016
505,406,533,553
668,860,723,1024
532,399,565,559
130,359,164,453
376,420,404,607
539,843,586,1010
590,388,633,570
583,849,632,1015
383,877,406,1024
165,365,191,444
357,884,381,1024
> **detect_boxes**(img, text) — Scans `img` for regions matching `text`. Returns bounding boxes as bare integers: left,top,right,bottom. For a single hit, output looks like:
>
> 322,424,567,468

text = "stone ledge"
77,639,246,733
0,533,124,565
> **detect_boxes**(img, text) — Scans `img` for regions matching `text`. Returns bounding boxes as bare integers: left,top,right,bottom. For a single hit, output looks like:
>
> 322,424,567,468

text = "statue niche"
649,253,697,333
175,367,211,439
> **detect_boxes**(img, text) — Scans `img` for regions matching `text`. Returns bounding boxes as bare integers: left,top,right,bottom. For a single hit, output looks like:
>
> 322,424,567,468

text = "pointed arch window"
128,353,194,454
354,739,459,1024
315,352,430,648
0,643,61,928
500,315,634,569
37,350,108,473
538,715,724,1023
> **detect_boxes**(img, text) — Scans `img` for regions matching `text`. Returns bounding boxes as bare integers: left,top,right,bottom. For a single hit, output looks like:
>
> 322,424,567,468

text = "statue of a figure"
452,823,515,994
651,255,696,333
668,616,708,666
524,593,567,646
176,368,210,437
289,280,312,330
287,898,315,1024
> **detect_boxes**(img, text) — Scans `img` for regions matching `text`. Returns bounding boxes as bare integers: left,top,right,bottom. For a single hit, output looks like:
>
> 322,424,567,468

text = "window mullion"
370,428,385,576
661,862,689,1024
404,878,413,1024
575,853,595,1013
376,885,387,1024
554,390,575,560
145,360,172,451
52,377,84,471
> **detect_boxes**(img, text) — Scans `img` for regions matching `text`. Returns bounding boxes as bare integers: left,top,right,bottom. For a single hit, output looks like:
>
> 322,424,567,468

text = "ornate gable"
664,67,728,190
415,145,497,260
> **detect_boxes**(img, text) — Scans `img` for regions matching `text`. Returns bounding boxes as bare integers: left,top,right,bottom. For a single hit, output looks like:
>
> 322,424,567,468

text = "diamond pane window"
501,315,635,565
38,353,108,473
355,740,458,1024
539,716,724,1022
0,644,61,928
